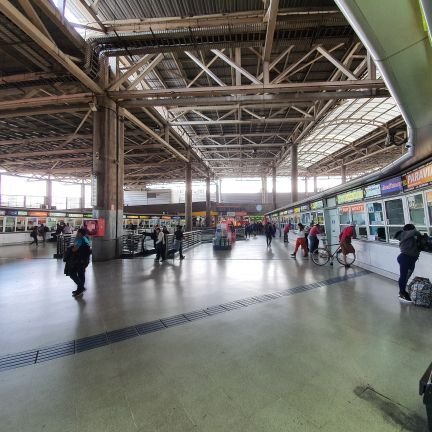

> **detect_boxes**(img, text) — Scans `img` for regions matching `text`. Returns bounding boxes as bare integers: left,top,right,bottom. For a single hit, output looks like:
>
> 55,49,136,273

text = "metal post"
262,176,267,204
185,161,192,232
341,164,347,184
46,177,52,209
313,176,318,193
272,166,277,210
80,180,85,209
215,180,220,204
205,175,211,227
291,142,298,202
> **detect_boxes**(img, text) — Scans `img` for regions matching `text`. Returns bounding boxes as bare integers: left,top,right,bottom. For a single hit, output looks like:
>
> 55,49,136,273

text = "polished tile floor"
0,236,431,431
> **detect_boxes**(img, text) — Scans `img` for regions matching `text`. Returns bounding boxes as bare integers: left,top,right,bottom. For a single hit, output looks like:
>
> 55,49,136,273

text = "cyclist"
308,223,321,254
339,223,356,268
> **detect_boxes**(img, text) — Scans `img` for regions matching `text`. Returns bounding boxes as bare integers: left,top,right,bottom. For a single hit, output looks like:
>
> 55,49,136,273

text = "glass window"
339,207,350,225
427,191,432,225
302,213,311,225
0,217,3,232
5,217,15,232
367,202,384,225
370,226,387,242
27,217,38,231
388,226,404,240
352,209,366,225
407,194,426,226
317,212,325,225
16,217,26,232
385,199,405,225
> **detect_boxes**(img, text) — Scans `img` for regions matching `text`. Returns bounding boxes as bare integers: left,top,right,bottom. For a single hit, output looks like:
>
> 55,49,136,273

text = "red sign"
28,211,48,217
351,204,365,212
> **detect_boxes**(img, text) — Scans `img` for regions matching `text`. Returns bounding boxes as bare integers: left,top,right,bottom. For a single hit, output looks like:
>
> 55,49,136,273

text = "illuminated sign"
17,211,28,216
336,189,363,204
310,200,324,210
404,162,432,191
161,216,171,220
28,211,48,217
340,206,350,213
364,184,381,198
139,215,149,219
83,213,93,218
0,210,5,216
128,215,139,219
67,213,83,218
351,204,365,212
300,204,310,212
293,207,300,213
50,212,66,217
287,208,294,214
381,176,403,195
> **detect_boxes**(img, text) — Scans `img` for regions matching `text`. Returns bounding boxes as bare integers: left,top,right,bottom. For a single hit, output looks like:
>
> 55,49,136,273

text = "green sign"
310,200,324,210
336,189,363,205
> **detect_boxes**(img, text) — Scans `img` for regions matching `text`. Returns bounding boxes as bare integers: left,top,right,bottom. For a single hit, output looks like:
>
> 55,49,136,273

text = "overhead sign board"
336,189,363,204
364,184,381,198
403,162,432,191
300,204,310,212
310,200,324,210
380,176,403,195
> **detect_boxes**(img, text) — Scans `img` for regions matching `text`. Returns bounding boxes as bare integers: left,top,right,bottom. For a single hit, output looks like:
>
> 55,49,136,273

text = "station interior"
0,1,432,431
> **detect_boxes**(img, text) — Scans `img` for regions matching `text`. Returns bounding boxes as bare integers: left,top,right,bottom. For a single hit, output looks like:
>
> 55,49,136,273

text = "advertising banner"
336,188,363,204
310,200,324,210
364,184,381,198
403,162,432,191
380,177,403,195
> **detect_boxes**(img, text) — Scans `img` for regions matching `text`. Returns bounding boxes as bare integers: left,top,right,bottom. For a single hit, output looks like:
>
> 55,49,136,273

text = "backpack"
79,243,92,267
416,234,432,253
408,277,432,307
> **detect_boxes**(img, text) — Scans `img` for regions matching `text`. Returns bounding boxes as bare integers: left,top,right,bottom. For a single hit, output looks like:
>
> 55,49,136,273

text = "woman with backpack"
395,224,423,303
64,228,91,298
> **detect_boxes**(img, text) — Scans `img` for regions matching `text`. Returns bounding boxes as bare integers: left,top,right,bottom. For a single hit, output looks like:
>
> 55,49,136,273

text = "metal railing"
53,234,75,258
121,230,203,258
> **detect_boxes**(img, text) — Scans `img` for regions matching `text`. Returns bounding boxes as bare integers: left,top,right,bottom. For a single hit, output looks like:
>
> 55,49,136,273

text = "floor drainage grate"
0,270,370,372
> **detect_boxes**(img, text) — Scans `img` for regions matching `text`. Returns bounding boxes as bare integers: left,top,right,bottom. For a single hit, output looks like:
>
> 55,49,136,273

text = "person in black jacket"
395,224,422,303
169,225,185,259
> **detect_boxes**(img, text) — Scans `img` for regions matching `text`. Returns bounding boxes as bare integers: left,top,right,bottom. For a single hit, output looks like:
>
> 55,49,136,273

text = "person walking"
154,227,166,262
283,223,290,243
39,223,49,243
339,223,356,268
30,225,39,246
265,223,273,247
290,223,308,258
395,224,423,303
171,225,185,259
308,223,321,254
64,228,91,297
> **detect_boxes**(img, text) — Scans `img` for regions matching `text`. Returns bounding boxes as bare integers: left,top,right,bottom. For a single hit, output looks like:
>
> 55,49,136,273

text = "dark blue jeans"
397,253,418,294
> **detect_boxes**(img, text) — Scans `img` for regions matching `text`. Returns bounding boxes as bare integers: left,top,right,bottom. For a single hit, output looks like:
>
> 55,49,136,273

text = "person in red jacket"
283,224,290,243
339,223,356,267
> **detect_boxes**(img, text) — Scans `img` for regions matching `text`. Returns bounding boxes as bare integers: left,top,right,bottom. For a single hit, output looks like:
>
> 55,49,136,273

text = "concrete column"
341,164,347,184
218,179,222,202
0,174,2,205
261,176,267,204
185,162,192,232
291,142,298,202
272,166,277,210
313,176,318,193
92,97,124,261
205,175,211,227
46,178,52,209
215,180,220,204
80,180,85,209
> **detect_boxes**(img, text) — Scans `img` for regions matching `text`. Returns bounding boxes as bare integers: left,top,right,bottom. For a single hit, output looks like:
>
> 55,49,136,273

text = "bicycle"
311,242,356,266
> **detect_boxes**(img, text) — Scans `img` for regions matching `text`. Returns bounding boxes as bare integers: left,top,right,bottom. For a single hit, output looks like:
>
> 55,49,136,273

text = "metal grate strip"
0,270,370,372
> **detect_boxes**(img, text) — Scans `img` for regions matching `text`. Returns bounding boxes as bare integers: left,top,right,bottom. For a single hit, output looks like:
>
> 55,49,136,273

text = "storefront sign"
6,210,18,216
17,211,28,216
28,211,48,217
340,206,350,214
151,216,159,219
172,216,181,220
50,212,66,217
351,204,365,212
287,208,294,214
336,188,363,204
235,211,247,216
139,215,149,219
380,176,403,195
227,211,236,217
83,213,93,218
67,213,83,218
128,215,139,219
404,162,432,191
161,216,171,220
0,210,5,216
364,184,381,198
300,204,310,212
293,207,300,213
310,200,324,210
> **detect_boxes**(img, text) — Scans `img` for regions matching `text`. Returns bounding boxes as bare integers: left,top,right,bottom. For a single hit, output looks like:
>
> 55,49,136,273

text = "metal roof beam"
184,51,226,87
315,46,358,80
263,0,279,62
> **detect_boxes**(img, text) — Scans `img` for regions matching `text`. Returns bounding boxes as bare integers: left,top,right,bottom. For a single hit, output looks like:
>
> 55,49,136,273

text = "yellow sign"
293,207,300,213
336,189,363,204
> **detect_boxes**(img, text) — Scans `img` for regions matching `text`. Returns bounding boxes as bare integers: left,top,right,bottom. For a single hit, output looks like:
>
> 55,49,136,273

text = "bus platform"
0,236,430,431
